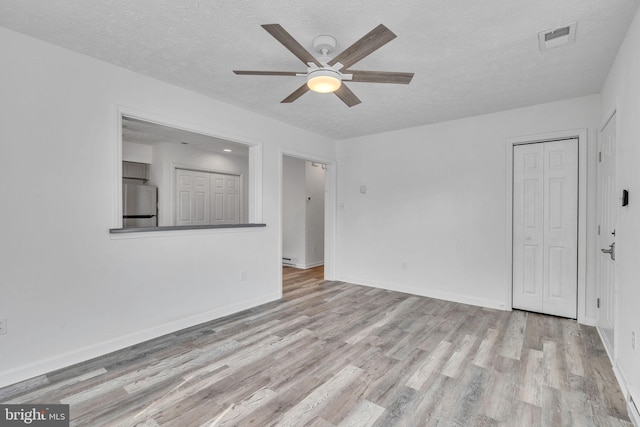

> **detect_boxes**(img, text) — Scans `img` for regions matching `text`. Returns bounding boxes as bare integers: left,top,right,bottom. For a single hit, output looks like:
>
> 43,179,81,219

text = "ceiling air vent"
539,22,576,52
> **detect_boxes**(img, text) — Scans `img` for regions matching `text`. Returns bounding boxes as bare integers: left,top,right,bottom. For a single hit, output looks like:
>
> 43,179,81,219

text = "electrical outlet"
0,318,7,335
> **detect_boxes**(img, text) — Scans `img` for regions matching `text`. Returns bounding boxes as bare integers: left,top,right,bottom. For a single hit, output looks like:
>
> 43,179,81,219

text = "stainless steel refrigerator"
123,183,157,228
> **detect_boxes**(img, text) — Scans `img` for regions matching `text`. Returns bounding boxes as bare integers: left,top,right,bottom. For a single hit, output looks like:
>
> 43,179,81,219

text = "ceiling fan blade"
234,70,300,76
328,24,396,70
348,70,414,84
262,24,322,67
334,84,361,107
281,83,310,103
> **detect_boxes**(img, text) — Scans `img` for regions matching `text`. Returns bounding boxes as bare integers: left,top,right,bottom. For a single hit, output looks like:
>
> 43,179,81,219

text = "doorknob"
601,242,615,261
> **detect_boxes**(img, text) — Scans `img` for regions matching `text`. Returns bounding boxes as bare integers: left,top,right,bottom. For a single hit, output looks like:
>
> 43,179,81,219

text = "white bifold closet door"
176,168,241,226
512,139,578,318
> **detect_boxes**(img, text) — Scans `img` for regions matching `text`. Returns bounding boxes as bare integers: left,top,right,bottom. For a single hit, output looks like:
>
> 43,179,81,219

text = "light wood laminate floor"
0,266,632,426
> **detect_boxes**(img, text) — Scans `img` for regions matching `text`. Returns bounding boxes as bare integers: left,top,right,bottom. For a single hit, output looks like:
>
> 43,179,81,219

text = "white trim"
324,159,337,281
113,105,263,230
596,322,617,367
600,104,618,132
597,108,626,400
0,292,280,389
629,387,640,427
336,275,505,311
283,261,325,270
595,107,618,360
302,261,324,269
505,129,588,322
279,149,337,283
629,402,640,427
249,143,263,223
597,318,640,427
113,108,124,228
614,354,639,426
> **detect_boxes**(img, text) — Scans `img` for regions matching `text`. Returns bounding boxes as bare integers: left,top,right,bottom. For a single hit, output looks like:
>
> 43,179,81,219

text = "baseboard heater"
282,257,296,267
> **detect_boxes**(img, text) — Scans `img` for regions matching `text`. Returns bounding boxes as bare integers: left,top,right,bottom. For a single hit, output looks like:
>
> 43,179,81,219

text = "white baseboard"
335,275,506,311
303,261,324,269
283,261,324,269
595,327,639,427
629,391,640,427
0,292,280,389
618,370,640,427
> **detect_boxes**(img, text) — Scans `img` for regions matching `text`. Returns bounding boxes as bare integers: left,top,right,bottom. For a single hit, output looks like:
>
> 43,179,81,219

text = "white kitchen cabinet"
123,161,148,180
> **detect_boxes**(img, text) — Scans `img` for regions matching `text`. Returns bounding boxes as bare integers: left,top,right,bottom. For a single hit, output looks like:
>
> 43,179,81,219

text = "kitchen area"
120,116,250,229
122,161,157,228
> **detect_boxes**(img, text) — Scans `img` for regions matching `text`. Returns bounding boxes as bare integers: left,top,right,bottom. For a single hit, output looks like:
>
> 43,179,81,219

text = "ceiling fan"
233,24,414,107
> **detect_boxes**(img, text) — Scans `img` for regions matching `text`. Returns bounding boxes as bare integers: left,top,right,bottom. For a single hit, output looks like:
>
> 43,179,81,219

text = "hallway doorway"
282,156,326,270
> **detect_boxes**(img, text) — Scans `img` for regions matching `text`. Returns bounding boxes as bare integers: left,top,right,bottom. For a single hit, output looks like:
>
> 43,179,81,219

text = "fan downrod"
312,35,337,58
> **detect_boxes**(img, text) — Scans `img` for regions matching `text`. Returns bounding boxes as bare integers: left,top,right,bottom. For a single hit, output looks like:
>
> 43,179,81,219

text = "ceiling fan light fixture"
307,68,342,93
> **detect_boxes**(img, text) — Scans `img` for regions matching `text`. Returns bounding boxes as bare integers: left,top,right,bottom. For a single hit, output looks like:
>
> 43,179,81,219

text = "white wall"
600,5,640,411
151,142,249,225
0,27,335,387
336,95,600,313
282,156,307,266
305,163,325,268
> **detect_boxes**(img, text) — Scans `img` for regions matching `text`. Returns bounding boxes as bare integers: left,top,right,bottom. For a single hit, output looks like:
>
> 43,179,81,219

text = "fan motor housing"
313,35,337,55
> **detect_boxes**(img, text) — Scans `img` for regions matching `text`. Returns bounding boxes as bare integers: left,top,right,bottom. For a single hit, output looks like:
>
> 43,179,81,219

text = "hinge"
598,225,601,235
597,298,600,309
599,151,602,162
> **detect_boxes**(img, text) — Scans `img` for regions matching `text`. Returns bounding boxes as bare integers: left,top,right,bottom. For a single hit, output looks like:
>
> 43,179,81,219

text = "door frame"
278,149,337,289
597,107,618,361
505,129,588,323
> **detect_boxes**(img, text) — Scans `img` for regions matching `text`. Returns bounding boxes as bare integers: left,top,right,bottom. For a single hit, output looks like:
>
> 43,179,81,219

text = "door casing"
597,110,617,358
278,148,337,289
512,139,579,318
505,129,589,323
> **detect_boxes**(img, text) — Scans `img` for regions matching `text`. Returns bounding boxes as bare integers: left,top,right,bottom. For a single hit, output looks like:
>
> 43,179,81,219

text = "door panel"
175,169,210,225
513,139,578,318
213,192,224,221
175,169,241,225
210,173,240,225
542,139,578,318
227,193,239,222
176,170,193,225
178,190,190,222
597,114,616,354
522,245,539,295
513,143,544,311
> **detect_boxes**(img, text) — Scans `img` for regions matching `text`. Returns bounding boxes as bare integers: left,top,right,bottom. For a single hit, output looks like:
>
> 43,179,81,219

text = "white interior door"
597,114,616,353
513,143,544,311
175,169,210,226
211,173,240,225
513,139,578,318
176,168,241,226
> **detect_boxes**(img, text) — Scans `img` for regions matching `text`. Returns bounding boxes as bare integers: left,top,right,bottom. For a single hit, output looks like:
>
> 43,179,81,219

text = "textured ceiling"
1,0,638,140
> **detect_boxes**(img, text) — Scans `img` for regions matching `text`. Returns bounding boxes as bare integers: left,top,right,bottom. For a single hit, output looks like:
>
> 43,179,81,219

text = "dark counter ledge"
110,223,267,234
